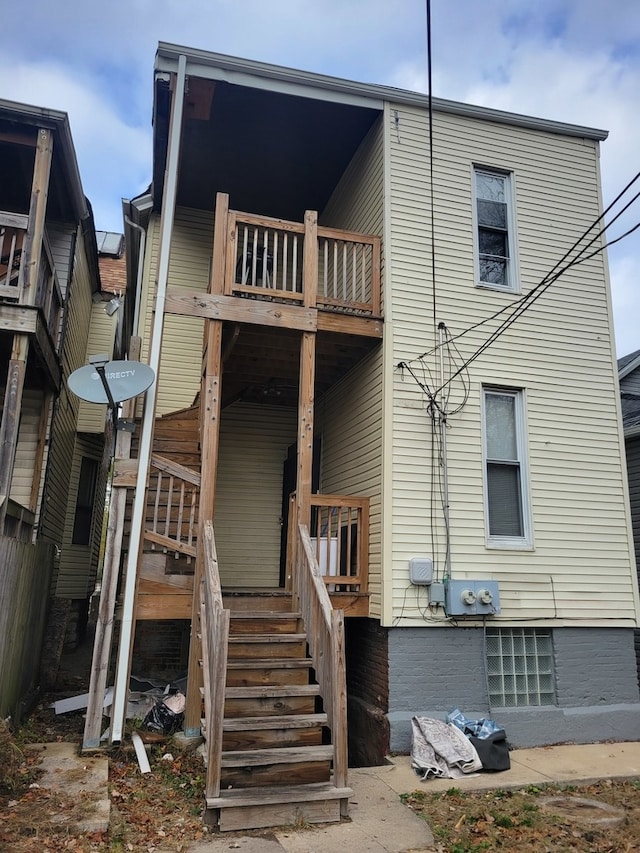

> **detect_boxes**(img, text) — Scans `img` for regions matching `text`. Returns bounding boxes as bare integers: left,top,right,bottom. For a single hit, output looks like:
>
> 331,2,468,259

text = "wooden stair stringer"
204,592,350,831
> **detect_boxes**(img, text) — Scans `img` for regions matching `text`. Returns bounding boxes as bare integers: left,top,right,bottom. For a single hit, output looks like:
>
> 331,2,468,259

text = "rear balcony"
226,207,381,321
0,211,64,389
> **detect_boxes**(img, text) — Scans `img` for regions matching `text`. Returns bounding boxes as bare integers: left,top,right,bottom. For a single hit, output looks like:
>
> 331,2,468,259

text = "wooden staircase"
203,589,351,831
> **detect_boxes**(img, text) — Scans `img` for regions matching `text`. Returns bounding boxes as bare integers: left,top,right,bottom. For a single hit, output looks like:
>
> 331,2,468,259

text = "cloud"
0,56,151,231
0,0,636,351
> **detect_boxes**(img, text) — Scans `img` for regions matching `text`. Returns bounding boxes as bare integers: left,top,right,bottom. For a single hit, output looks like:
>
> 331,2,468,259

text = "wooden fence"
0,535,55,719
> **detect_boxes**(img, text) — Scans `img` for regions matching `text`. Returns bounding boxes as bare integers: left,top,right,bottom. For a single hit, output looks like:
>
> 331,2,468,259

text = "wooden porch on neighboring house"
84,190,382,830
0,126,62,534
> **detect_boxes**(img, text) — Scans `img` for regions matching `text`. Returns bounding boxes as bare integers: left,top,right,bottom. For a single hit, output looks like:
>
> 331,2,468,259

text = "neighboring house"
85,45,640,830
619,348,640,679
0,99,114,717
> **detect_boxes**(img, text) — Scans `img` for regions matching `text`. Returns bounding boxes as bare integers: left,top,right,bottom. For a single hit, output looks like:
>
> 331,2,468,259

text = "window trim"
481,386,533,549
472,165,519,293
71,456,99,547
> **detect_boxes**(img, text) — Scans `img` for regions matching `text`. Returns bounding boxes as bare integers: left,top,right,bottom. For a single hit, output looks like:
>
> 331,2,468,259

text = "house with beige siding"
87,44,640,830
0,100,114,717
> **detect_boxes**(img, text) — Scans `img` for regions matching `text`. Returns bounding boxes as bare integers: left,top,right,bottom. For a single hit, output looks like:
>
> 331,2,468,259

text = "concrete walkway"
186,741,640,853
31,739,640,852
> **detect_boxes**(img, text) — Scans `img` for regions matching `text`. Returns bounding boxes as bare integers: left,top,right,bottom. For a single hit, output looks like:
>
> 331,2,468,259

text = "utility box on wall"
444,579,501,616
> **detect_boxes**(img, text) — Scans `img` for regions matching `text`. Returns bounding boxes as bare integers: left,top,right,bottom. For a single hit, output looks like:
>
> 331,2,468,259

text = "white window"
483,387,531,547
474,167,517,291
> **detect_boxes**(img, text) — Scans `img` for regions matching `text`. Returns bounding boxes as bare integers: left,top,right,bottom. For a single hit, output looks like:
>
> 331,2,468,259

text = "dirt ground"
4,701,640,852
402,780,640,852
2,635,640,852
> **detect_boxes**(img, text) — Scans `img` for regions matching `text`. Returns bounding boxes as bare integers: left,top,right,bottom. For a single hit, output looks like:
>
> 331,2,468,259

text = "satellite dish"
68,360,155,404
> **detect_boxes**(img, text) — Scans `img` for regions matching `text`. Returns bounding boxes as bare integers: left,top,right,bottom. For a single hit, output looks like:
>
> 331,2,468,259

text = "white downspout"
124,215,146,338
110,54,187,743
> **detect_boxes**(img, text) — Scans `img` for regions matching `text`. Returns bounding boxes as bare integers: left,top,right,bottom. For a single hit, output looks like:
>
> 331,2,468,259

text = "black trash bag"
143,695,185,735
469,729,511,772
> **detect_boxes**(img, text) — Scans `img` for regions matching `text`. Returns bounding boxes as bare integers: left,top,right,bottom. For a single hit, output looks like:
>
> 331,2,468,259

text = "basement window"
486,627,555,707
72,457,98,546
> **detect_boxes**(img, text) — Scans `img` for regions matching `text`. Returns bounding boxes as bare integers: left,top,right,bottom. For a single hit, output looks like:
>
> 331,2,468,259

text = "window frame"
481,386,533,549
473,165,519,293
71,456,99,547
485,627,556,707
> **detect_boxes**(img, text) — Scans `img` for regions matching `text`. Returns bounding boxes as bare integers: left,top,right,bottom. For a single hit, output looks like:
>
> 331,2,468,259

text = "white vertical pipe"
438,321,452,581
110,53,187,743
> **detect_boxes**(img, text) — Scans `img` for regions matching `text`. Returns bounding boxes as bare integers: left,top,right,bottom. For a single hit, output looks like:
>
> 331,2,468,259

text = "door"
279,438,321,585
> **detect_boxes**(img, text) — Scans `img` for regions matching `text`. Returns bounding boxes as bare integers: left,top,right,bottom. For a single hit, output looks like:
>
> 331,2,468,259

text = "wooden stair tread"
221,745,333,767
227,658,311,669
225,685,320,698
229,611,302,619
228,633,306,642
223,713,327,731
206,782,352,809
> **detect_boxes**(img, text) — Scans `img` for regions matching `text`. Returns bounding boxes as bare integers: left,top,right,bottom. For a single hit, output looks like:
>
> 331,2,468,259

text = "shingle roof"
618,348,640,377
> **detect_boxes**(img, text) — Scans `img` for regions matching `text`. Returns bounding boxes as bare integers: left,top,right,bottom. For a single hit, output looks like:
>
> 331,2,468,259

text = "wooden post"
331,608,349,815
210,193,229,295
302,209,318,309
29,391,53,512
295,210,318,534
183,195,228,735
0,127,53,530
83,338,140,750
296,331,316,531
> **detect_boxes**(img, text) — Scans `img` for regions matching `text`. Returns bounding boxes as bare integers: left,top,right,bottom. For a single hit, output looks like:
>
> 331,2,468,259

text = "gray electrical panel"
428,581,446,606
444,579,500,616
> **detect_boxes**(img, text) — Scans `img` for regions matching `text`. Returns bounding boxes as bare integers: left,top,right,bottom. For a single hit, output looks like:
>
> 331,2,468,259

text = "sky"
1,0,638,356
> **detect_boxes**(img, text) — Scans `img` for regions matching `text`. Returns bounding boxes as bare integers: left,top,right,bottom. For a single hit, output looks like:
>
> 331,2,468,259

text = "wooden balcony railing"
200,521,229,802
0,212,64,347
2,499,35,544
144,453,200,560
224,207,381,318
37,235,63,346
0,213,27,297
308,493,369,594
292,522,348,810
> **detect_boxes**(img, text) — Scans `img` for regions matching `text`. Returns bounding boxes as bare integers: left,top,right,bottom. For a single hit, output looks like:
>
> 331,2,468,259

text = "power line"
398,169,640,398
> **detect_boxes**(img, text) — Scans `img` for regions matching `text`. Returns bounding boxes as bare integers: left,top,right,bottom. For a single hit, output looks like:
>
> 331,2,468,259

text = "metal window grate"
486,628,555,707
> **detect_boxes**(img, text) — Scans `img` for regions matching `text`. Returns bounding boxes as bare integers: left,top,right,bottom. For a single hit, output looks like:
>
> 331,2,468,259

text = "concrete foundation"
387,625,640,751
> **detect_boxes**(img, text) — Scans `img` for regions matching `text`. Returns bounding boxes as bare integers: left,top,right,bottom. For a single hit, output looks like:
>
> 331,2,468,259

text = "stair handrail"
294,522,349,801
201,520,229,800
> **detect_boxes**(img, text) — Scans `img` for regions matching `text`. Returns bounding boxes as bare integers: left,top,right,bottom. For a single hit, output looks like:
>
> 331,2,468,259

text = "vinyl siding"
627,435,640,574
214,403,297,587
386,103,637,626
318,350,383,615
47,224,75,297
139,207,212,416
56,434,106,599
76,303,117,433
38,226,95,597
9,389,43,508
319,116,385,615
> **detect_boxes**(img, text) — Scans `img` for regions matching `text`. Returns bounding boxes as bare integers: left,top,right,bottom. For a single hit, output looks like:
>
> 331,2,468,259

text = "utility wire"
426,0,437,336
399,169,640,396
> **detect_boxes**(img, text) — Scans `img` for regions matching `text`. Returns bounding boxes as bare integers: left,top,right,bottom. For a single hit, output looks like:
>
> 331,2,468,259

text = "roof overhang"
155,42,609,142
0,98,89,222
